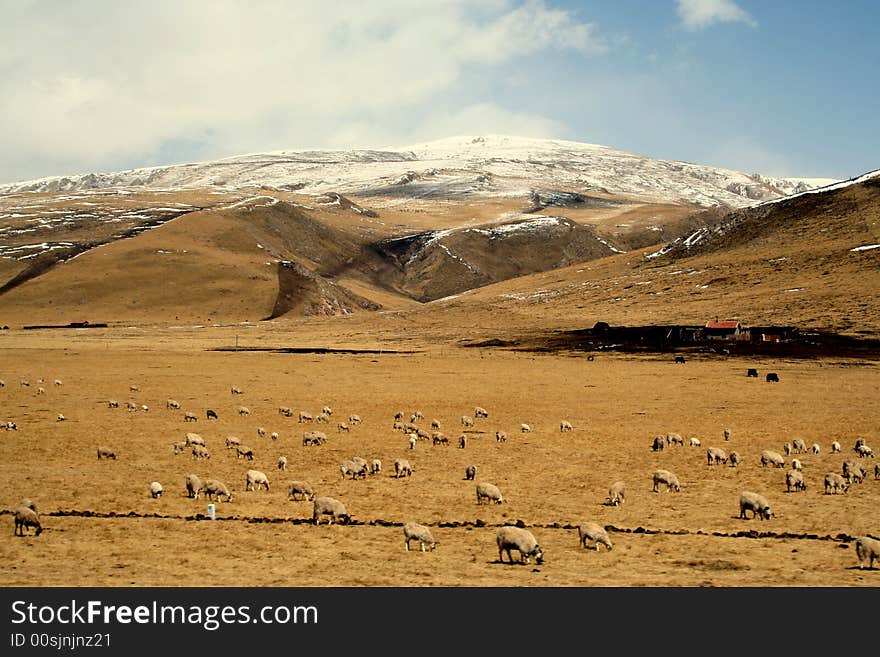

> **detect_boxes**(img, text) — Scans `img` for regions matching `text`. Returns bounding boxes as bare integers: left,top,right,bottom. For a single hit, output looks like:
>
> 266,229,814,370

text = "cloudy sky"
1,0,877,184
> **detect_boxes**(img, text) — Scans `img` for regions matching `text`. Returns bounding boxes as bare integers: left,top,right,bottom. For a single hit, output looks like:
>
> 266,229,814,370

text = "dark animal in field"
206,409,218,420
747,368,758,377
674,356,686,364
766,372,779,383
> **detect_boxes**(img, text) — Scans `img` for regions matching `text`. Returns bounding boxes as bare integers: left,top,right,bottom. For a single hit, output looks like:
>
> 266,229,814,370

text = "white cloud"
0,0,604,183
676,0,757,30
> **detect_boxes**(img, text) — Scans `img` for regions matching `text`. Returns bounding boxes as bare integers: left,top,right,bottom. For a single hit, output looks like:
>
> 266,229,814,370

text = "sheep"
496,526,544,565
348,414,362,425
270,431,279,441
560,420,573,432
791,458,803,472
149,482,164,498
729,451,742,467
785,469,806,492
856,444,875,458
431,419,441,430
126,401,138,412
651,435,665,452
185,474,203,499
108,400,119,408
312,496,350,525
185,432,205,447
875,463,880,480
666,433,684,447
723,427,732,442
129,385,139,392
225,436,241,449
739,491,772,520
831,441,842,453
403,522,437,552
245,469,270,492
316,412,330,424
465,465,476,481
783,442,792,456
231,386,243,395
432,432,449,446
394,458,413,478
416,428,430,440
277,456,288,471
792,438,808,454
370,459,381,475
18,498,38,513
461,415,475,429
652,469,681,493
707,447,728,465
20,379,30,387
459,435,467,449
843,461,866,484
578,522,613,551
302,430,327,446
337,422,350,433
184,411,198,422
288,481,316,502
403,422,419,435
854,437,866,451
299,411,313,423
236,445,255,461
606,481,626,506
476,482,503,504
166,399,181,410
14,505,42,536
36,386,45,395
206,409,218,420
408,434,416,450
811,443,821,455
191,445,210,460
340,459,368,480
96,446,116,460
203,479,233,502
393,411,405,421
0,421,17,431
689,437,702,447
410,411,423,421
393,421,405,432
520,423,532,433
824,472,849,494
496,430,508,443
761,450,785,468
56,413,66,422
237,406,251,416
171,440,187,455
257,427,267,438
474,406,489,419
855,536,880,569
278,406,292,417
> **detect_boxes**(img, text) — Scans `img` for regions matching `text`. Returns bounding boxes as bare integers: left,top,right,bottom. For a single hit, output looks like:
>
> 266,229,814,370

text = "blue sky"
1,0,877,183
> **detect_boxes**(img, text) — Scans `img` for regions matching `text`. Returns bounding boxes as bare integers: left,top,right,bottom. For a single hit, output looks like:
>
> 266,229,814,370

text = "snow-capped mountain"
0,135,836,208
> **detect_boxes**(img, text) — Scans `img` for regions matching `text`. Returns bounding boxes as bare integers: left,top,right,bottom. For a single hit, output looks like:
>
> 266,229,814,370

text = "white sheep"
141,405,149,412
495,430,508,442
474,406,489,419
843,461,866,484
245,469,270,491
236,445,255,461
783,442,792,456
185,432,205,447
340,459,368,480
14,505,42,536
270,431,279,441
411,411,424,421
149,482,164,498
403,522,437,552
108,400,119,408
791,458,803,471
824,472,849,494
606,480,626,506
811,443,821,454
56,413,66,422
302,430,326,446
278,406,292,417
496,526,544,565
203,479,233,502
129,385,140,393
855,536,880,569
739,491,772,520
476,482,503,504
394,458,413,478
431,419,441,430
126,401,138,412
257,427,267,438
520,423,532,433
0,421,17,431
461,415,475,428
191,445,210,460
348,414,362,425
723,427,731,441
856,444,875,458
225,436,241,449
652,469,681,493
166,399,181,410
277,456,288,471
875,464,880,480
287,481,315,501
370,459,381,475
37,386,45,395
707,447,728,465
96,446,116,460
312,496,350,525
785,469,806,492
465,465,476,481
316,412,330,424
651,435,665,452
337,422,350,433
666,432,684,446
760,450,785,468
237,406,251,416
831,441,841,453
171,440,187,455
185,474,204,499
408,434,416,450
689,437,702,447
184,411,198,422
432,432,449,446
231,386,243,395
578,522,613,551
560,420,573,432
729,451,742,467
791,438,807,454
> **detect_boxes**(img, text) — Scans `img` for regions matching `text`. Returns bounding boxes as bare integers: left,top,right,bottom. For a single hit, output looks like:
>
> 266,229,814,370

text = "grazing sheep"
689,437,702,447
811,443,821,454
875,463,880,480
302,430,327,446
312,496,350,525
149,482,164,498
225,436,241,449
761,450,785,468
270,431,279,441
129,385,140,392
316,412,330,424
792,438,808,454
560,420,573,432
856,444,875,458
520,423,532,433
191,444,210,460
185,432,205,447
403,522,437,552
393,411,405,421
408,434,416,450
299,411,313,423
245,469,270,492
831,441,841,453
348,414,362,425
206,409,218,420
652,469,681,493
257,427,267,438
729,451,742,467
431,419,441,430
476,482,503,504
824,472,849,494
403,422,419,435
431,432,448,446
474,406,489,419
126,401,138,412
739,491,772,520
465,465,476,481
393,421,405,432
459,435,467,449
606,481,626,506
578,522,613,551
843,461,866,484
791,458,803,472
461,415,475,429
855,536,880,569
707,447,728,465
288,481,316,502
56,413,66,422
53,379,62,386
20,379,29,387
370,459,381,475
236,445,255,461
36,386,45,395
854,437,866,451
495,430,508,443
411,411,424,421
185,474,203,499
416,428,430,440
723,427,732,442
237,406,251,416
0,421,17,431
18,498,38,513
96,446,116,460
783,442,792,456
496,526,544,565
278,406,292,417
231,386,243,395
108,400,119,408
166,399,181,410
785,470,806,492
277,456,288,471
13,505,42,536
340,459,368,480
394,459,413,478
337,422,350,433
651,435,665,452
203,479,233,502
171,440,187,455
184,411,198,422
666,433,684,446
